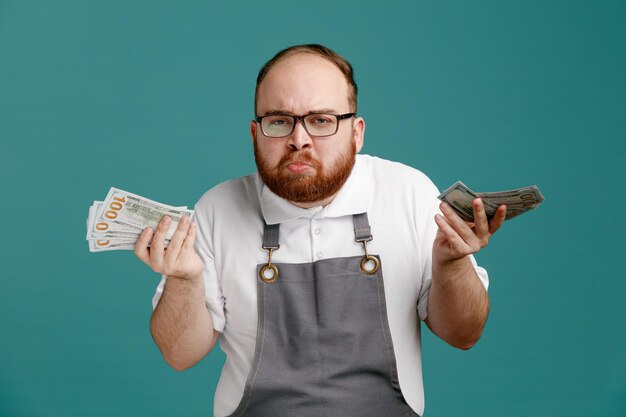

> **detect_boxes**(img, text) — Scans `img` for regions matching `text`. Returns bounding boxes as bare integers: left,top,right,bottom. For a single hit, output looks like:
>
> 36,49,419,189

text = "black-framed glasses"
255,113,356,138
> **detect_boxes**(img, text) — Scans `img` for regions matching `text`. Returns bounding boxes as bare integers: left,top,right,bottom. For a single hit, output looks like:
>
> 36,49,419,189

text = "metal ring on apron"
259,263,279,283
259,247,279,283
360,255,380,275
357,239,380,275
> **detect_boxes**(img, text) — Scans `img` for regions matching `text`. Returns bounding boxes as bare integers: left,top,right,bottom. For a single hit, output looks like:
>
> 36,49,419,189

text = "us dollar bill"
438,181,544,222
89,238,137,252
87,188,193,252
87,201,143,240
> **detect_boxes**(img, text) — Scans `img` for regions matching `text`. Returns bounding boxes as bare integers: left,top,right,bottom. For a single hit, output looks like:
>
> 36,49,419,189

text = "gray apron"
227,213,419,417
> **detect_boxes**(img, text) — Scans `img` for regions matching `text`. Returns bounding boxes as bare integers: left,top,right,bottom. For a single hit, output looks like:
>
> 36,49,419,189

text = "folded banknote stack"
86,187,194,252
438,181,544,222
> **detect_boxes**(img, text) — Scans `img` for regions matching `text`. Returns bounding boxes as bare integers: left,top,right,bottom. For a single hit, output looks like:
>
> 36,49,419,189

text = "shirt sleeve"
151,202,226,333
416,193,439,321
415,185,490,321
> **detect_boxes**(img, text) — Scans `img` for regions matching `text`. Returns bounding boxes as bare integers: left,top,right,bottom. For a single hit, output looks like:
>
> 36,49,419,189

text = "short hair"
255,44,358,114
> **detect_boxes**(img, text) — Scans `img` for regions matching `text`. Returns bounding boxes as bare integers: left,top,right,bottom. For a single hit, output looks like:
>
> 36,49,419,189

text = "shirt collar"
259,154,371,225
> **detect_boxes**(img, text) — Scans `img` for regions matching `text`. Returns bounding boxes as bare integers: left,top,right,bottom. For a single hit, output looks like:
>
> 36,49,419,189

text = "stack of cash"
438,181,544,222
86,187,194,252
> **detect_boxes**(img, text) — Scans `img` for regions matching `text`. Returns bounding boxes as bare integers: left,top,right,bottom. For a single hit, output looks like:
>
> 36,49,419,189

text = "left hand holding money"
427,198,503,348
433,198,507,263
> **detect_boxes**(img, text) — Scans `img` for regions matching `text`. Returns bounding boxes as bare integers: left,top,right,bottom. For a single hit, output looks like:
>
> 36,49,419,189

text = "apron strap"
260,223,280,283
353,212,373,243
262,223,280,250
353,212,380,275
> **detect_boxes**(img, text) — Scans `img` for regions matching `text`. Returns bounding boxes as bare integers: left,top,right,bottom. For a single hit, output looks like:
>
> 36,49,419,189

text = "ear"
353,116,365,153
250,120,257,143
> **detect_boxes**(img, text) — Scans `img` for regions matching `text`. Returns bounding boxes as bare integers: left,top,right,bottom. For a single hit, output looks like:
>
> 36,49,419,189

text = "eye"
267,116,293,126
310,115,333,125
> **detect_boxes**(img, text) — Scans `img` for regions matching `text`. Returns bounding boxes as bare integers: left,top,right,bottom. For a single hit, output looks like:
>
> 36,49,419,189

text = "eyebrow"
261,108,339,116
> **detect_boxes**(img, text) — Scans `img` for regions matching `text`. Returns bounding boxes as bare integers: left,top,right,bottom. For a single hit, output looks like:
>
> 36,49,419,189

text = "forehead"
256,53,350,114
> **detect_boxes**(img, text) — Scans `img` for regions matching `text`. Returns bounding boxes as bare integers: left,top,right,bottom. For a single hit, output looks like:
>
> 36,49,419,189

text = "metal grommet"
360,255,380,275
259,263,279,283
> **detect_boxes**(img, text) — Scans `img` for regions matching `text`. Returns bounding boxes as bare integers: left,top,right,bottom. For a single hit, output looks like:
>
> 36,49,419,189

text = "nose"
287,119,313,150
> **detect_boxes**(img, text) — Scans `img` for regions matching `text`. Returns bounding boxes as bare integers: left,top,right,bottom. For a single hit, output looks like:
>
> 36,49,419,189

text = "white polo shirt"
153,154,488,416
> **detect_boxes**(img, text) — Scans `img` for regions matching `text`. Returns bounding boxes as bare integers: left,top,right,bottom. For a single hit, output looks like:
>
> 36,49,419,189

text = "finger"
181,221,197,253
434,213,471,255
150,215,171,266
439,202,479,246
134,227,153,263
488,204,507,234
164,215,191,264
472,198,490,241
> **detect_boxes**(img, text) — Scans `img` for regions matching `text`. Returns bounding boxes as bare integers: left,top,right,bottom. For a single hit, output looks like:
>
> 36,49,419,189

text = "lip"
286,161,313,174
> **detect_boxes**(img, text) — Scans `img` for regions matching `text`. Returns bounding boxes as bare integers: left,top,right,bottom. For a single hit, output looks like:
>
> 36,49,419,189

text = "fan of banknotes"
86,187,194,252
438,181,544,222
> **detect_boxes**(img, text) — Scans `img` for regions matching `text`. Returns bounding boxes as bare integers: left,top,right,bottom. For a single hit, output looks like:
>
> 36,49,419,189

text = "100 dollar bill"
438,181,544,222
99,187,193,241
87,187,193,252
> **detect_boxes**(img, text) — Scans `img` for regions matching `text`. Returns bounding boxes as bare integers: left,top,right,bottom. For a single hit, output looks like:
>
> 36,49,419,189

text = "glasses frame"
254,112,356,138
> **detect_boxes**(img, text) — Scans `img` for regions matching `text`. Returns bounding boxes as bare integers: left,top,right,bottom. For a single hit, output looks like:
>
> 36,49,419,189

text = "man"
135,44,506,417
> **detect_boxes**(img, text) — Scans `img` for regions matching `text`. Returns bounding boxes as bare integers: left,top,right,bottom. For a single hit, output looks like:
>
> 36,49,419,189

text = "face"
251,53,365,207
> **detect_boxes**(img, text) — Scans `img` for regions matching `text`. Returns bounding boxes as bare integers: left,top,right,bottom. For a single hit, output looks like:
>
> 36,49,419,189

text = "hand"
134,215,204,280
433,198,506,264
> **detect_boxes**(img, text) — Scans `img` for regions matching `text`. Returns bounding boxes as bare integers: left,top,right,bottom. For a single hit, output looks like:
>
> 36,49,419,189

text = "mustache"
279,151,322,169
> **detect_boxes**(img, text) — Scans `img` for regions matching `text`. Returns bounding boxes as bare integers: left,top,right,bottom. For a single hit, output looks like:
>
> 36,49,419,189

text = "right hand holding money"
86,187,203,279
86,187,194,252
134,214,204,281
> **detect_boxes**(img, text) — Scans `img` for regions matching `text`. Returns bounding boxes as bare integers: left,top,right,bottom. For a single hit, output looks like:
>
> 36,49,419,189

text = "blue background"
1,1,625,416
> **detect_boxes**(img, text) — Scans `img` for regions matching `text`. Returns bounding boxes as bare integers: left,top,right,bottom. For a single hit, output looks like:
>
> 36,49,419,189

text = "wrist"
165,273,204,292
432,256,474,285
433,254,469,271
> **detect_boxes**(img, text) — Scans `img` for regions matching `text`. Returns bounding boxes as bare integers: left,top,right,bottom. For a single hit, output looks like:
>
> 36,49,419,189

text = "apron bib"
227,213,419,417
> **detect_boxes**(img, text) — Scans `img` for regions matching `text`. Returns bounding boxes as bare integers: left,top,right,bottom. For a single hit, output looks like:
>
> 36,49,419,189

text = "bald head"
254,44,358,114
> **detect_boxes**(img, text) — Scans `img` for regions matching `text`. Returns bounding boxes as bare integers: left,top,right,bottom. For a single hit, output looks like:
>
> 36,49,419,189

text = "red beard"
254,141,356,204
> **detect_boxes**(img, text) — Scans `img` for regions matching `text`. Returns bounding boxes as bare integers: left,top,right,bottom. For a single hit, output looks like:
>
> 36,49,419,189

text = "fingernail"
181,216,188,224
163,216,171,224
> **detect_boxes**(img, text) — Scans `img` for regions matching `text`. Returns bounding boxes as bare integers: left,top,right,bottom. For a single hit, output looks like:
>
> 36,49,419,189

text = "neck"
289,193,338,209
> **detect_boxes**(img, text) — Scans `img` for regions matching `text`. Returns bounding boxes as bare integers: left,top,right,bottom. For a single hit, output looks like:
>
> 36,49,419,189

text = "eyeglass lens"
262,114,338,137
